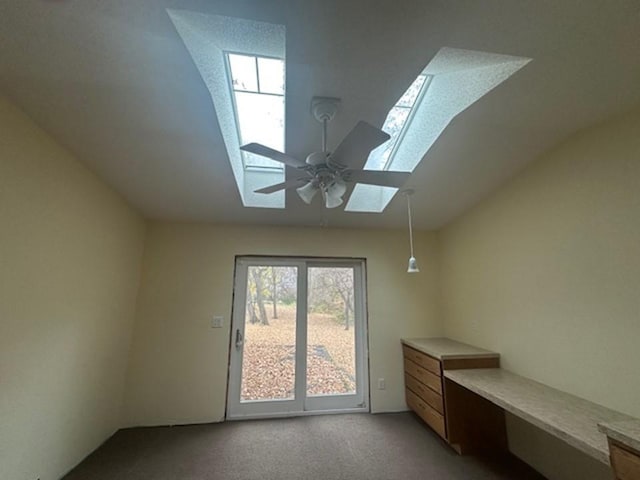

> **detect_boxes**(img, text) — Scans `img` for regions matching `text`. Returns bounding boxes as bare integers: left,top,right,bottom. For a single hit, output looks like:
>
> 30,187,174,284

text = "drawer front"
611,444,640,480
406,388,446,439
405,373,443,414
402,345,441,376
404,358,442,395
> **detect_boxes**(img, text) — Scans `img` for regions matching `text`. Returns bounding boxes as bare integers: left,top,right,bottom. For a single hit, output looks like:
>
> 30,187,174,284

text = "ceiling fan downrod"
311,96,340,157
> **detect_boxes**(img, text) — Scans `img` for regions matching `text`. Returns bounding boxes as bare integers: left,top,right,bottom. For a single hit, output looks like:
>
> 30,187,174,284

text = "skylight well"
168,10,287,208
226,53,285,172
366,74,431,171
346,48,532,213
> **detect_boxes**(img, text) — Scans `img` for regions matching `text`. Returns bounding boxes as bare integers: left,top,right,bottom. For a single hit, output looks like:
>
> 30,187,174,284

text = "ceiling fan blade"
254,178,308,194
241,143,307,169
344,170,410,188
329,121,391,168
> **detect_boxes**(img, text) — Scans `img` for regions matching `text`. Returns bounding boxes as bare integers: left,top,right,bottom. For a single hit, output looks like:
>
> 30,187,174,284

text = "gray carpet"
64,413,545,479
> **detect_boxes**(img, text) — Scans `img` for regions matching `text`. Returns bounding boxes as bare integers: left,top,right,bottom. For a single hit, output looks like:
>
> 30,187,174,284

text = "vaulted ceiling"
1,1,639,229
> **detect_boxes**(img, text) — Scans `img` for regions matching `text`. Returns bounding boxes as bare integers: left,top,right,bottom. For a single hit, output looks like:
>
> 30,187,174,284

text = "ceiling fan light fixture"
324,179,346,209
325,193,344,209
327,179,347,198
246,96,409,211
296,182,319,204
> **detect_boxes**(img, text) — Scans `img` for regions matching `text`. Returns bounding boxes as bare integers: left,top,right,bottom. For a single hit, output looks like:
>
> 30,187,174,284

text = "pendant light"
404,189,420,273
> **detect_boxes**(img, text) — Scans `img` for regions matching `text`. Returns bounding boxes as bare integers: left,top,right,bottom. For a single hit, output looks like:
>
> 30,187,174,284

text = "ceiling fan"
240,97,411,209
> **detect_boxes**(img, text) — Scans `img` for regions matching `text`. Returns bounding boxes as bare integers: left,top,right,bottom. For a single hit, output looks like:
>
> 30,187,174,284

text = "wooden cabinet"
402,345,447,439
401,339,501,450
610,442,640,480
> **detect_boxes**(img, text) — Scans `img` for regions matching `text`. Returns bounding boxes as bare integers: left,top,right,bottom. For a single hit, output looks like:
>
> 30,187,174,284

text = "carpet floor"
64,412,546,479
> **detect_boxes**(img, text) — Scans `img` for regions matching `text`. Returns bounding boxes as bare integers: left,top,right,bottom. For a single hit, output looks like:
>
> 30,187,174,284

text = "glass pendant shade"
325,193,343,209
297,182,319,204
328,180,347,198
407,256,420,273
324,180,346,209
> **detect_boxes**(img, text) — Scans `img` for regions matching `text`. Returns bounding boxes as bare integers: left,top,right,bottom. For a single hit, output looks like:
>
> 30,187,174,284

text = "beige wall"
0,96,146,480
123,223,440,426
438,108,640,479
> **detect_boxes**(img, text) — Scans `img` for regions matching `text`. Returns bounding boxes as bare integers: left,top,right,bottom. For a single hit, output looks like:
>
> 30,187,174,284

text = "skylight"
226,53,285,171
168,10,287,208
366,74,431,171
346,47,532,213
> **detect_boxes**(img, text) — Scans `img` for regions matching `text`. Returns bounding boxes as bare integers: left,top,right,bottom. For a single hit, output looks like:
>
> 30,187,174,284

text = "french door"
226,257,369,419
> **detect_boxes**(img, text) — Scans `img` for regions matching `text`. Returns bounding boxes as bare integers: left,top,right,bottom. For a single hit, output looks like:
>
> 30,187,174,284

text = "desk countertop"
445,368,635,464
401,337,499,360
599,418,640,453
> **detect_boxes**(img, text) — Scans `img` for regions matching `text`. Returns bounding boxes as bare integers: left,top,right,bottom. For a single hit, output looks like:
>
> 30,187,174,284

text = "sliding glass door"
226,257,368,419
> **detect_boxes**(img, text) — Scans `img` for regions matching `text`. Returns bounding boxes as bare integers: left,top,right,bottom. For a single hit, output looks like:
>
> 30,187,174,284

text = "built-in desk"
444,368,633,464
403,337,640,479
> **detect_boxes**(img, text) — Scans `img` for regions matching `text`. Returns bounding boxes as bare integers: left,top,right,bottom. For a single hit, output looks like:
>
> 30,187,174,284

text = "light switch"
211,316,224,328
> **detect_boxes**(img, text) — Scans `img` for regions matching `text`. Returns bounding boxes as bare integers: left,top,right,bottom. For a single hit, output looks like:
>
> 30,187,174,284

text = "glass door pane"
306,267,356,397
241,266,298,402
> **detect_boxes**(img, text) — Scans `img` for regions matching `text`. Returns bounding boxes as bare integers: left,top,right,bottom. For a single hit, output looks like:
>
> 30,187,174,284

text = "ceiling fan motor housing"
306,151,330,165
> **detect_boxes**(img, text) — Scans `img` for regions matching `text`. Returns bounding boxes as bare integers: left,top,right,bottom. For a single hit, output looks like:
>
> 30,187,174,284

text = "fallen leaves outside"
241,304,356,401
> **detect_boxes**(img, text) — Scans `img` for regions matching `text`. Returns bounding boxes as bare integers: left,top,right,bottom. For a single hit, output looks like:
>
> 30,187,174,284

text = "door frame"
226,256,369,420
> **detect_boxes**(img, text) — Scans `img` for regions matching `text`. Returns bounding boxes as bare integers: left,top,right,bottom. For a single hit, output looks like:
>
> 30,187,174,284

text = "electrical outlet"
211,316,224,328
377,378,386,390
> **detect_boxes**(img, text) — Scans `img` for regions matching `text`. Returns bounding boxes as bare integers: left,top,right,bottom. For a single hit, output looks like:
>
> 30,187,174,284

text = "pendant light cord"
407,193,415,257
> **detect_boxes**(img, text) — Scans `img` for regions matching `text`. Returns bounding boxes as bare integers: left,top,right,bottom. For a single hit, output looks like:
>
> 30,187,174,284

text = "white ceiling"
1,1,639,229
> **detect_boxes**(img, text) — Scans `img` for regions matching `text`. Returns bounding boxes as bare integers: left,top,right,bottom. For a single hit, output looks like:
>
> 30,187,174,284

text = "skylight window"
366,74,431,171
168,11,286,208
227,53,285,171
346,47,532,213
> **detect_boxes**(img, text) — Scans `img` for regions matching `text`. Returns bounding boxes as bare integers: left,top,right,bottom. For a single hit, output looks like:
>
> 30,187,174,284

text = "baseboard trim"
226,407,370,421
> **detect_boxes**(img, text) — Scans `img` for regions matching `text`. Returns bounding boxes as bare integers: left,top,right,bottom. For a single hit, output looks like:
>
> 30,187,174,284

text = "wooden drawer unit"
405,373,443,414
611,444,640,480
402,339,501,451
403,358,442,395
403,345,446,439
406,388,446,439
402,345,441,376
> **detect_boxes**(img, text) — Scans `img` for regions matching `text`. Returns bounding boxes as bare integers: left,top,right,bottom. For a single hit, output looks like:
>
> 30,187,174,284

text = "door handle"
235,329,244,350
